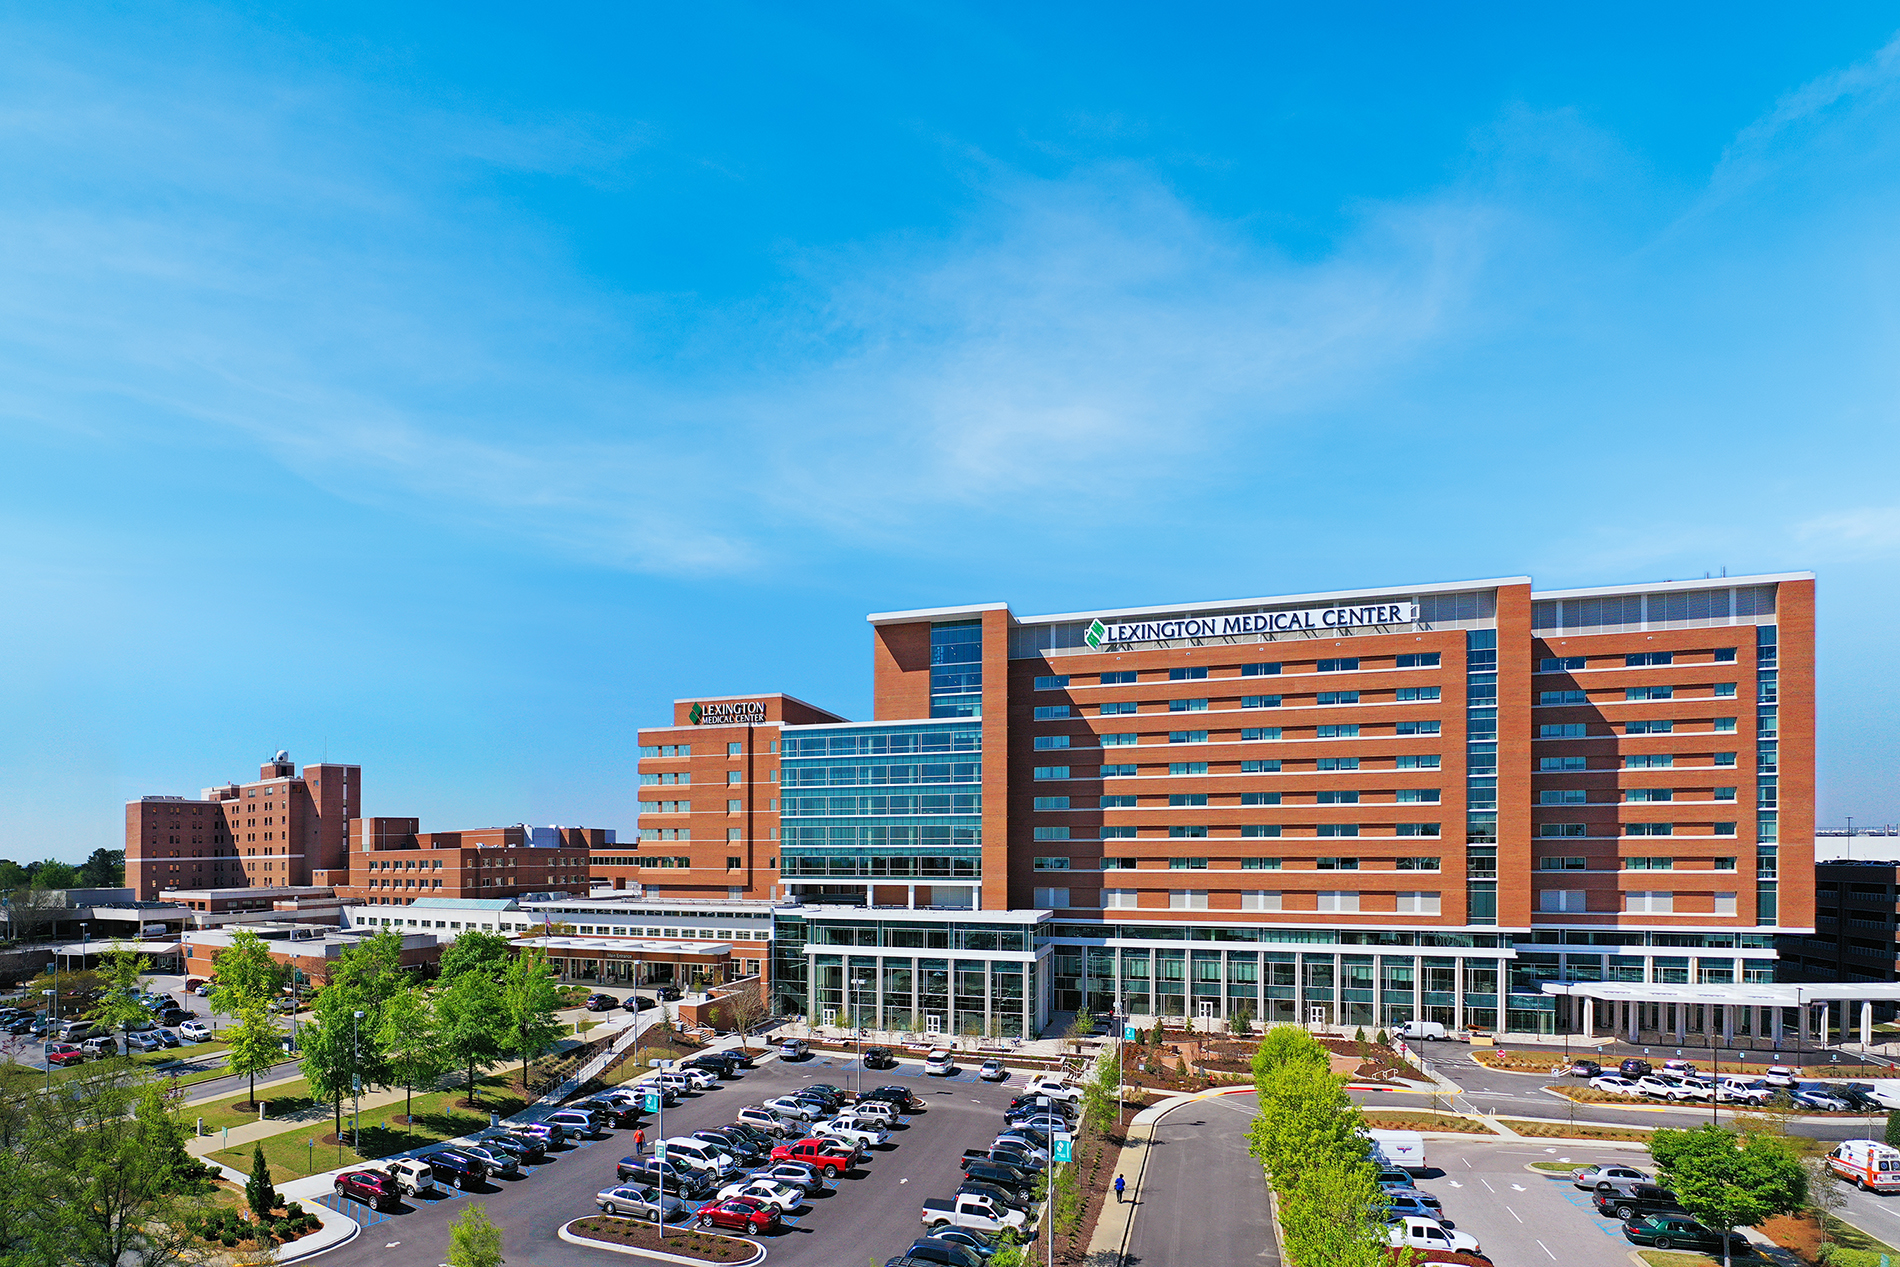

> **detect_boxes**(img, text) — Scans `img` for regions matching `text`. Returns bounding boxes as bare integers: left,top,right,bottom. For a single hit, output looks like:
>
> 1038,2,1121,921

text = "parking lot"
1405,1136,1670,1267
312,1047,1045,1267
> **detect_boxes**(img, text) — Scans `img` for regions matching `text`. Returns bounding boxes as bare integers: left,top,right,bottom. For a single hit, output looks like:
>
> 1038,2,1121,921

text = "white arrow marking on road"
1445,1180,1463,1188
900,1178,908,1184
1543,1148,1557,1153
1510,1184,1526,1191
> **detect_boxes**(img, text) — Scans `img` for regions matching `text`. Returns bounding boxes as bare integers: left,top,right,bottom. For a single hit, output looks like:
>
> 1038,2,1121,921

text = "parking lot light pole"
351,1009,365,1149
851,977,871,1098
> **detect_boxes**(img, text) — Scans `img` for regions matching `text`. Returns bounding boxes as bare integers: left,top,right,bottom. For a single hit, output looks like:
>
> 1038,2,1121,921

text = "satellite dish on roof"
274,750,290,763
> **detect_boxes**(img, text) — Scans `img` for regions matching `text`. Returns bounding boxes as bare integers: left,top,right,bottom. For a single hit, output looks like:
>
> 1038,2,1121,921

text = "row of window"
1033,791,1443,808
1538,890,1740,915
1538,823,1738,836
1042,889,1443,913
1539,720,1737,737
1542,754,1738,770
1034,855,1440,871
1031,823,1440,839
1539,684,1738,704
1539,650,1738,672
1034,689,1444,719
1032,654,1440,692
1539,788,1737,803
1538,856,1738,871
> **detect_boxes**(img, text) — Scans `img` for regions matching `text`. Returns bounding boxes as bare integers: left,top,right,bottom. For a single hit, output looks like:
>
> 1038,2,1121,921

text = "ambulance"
1826,1140,1900,1193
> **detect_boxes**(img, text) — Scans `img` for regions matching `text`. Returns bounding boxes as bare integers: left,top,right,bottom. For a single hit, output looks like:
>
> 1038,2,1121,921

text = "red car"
334,1170,401,1210
769,1137,856,1178
44,1044,85,1068
696,1195,779,1234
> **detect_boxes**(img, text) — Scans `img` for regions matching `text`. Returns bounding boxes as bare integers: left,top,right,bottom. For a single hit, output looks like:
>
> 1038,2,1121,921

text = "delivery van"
1396,1020,1447,1041
1369,1129,1426,1172
1828,1140,1900,1193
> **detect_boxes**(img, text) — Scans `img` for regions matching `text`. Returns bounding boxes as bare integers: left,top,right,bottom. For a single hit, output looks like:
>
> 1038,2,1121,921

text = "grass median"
202,1072,530,1181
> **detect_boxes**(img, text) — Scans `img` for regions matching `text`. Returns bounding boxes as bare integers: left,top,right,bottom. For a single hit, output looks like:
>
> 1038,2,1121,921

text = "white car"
763,1096,816,1121
924,1050,958,1076
1589,1075,1642,1096
1388,1215,1480,1255
1022,1075,1081,1103
656,1071,707,1094
381,1158,441,1197
819,1114,890,1147
1670,1076,1716,1101
715,1178,803,1214
1633,1076,1694,1101
679,1067,718,1090
1718,1078,1773,1106
177,1019,213,1041
1764,1065,1798,1088
852,1099,901,1123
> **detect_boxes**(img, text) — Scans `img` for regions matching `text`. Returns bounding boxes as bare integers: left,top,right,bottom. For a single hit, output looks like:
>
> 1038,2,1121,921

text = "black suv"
1619,1058,1653,1078
574,1097,643,1128
421,1150,488,1190
1594,1183,1683,1221
863,1086,925,1111
862,1046,898,1069
686,1053,740,1078
961,1159,1034,1194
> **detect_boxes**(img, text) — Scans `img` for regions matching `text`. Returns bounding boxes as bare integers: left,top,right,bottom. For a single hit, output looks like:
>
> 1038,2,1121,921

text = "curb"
558,1219,766,1265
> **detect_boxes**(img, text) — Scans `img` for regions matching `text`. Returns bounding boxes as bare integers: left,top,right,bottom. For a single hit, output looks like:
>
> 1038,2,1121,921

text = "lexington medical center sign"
1084,602,1419,649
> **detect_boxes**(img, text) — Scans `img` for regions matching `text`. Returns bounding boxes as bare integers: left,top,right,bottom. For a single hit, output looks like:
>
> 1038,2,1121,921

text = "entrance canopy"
1543,982,1900,1006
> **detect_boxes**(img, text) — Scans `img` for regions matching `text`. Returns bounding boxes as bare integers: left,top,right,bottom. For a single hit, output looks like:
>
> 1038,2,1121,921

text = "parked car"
177,1019,212,1042
1839,1085,1888,1112
625,995,655,1011
925,1228,998,1260
961,1160,1035,1197
44,1043,85,1067
958,1179,1032,1215
153,1028,181,1048
746,1161,826,1196
517,1121,566,1146
479,1131,545,1163
819,1114,890,1147
696,1196,779,1234
1589,1075,1642,1096
1384,1192,1448,1223
585,993,618,1012
902,1239,985,1267
687,1052,742,1078
456,1143,521,1177
737,1105,798,1135
770,1137,857,1177
125,1032,164,1053
863,1046,898,1069
1594,1183,1684,1221
1661,1058,1699,1075
1717,1078,1773,1106
763,1095,817,1122
1567,1059,1602,1078
985,1144,1045,1173
777,1037,810,1060
719,1122,780,1154
655,985,682,1002
1573,1164,1646,1190
380,1158,442,1198
925,1049,958,1076
155,1007,190,1026
855,1098,902,1124
543,1109,601,1137
693,1129,766,1164
1668,1076,1716,1101
618,1158,715,1199
79,1037,118,1058
1619,1058,1653,1078
1794,1084,1852,1112
1763,1065,1799,1088
596,1183,691,1222
334,1169,401,1210
1622,1213,1749,1256
421,1150,489,1189
660,1136,738,1177
1387,1216,1479,1255
979,1059,1008,1082
863,1085,926,1112
716,1178,804,1213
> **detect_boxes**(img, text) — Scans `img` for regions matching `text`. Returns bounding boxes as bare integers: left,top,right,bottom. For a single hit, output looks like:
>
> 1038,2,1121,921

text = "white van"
1829,1140,1900,1193
1368,1129,1426,1172
1396,1020,1447,1041
661,1136,737,1177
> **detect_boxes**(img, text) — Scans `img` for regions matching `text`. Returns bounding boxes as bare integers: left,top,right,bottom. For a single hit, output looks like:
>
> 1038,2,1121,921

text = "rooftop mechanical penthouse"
629,572,1813,1037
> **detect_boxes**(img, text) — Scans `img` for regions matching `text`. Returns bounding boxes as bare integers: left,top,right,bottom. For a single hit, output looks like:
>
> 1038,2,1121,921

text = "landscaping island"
565,1215,764,1264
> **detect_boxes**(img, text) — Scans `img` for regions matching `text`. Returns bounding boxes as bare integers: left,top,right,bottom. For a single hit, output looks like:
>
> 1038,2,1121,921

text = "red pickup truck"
769,1137,856,1178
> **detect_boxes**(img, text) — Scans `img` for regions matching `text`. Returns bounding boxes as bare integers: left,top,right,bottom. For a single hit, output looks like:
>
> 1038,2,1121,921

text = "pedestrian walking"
633,1127,646,1155
1114,1174,1126,1203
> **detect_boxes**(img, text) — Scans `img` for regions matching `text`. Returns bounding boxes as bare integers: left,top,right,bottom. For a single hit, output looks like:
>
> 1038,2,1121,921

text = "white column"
1863,1001,1874,1049
1580,995,1593,1040
1675,1003,1686,1044
1627,1000,1639,1043
1771,1006,1783,1044
1799,1004,1810,1044
906,884,916,910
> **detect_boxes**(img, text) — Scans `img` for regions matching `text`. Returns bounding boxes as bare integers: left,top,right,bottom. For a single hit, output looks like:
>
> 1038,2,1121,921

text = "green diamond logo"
688,702,703,725
1085,619,1106,651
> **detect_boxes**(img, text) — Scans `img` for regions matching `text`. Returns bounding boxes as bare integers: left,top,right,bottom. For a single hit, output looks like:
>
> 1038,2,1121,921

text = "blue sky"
5,3,1900,858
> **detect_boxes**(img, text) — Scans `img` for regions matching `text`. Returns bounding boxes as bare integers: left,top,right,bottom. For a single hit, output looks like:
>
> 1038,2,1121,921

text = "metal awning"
1543,981,1900,1006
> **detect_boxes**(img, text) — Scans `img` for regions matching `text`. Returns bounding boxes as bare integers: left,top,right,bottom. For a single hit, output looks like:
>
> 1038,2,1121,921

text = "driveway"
1125,1092,1280,1267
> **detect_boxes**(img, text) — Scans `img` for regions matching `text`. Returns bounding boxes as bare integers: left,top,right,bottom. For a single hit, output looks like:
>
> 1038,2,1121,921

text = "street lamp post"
851,977,871,1097
40,989,55,1093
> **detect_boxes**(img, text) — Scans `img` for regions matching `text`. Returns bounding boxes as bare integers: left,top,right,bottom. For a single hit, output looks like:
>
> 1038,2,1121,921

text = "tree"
245,1143,276,1223
437,972,508,1106
27,862,77,891
1228,1007,1255,1039
51,1072,214,1267
87,942,153,1049
0,860,28,891
1885,1109,1900,1149
76,850,124,889
298,929,410,1141
1082,1047,1122,1133
1651,1123,1808,1267
1065,1010,1095,1054
712,987,770,1052
210,928,287,1018
437,930,514,982
500,948,565,1089
446,1203,504,1267
1252,1024,1330,1093
225,1004,284,1110
380,983,448,1131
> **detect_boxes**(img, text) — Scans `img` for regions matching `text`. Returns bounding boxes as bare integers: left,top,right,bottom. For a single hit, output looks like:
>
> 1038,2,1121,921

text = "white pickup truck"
922,1192,1027,1236
819,1114,890,1147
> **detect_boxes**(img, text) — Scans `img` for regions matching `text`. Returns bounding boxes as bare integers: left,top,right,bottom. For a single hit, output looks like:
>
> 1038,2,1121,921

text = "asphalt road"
1126,1092,1279,1267
311,1050,1040,1267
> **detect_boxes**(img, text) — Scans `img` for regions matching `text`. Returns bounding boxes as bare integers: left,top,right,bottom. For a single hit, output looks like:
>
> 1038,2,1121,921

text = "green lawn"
190,1077,320,1133
204,1074,530,1181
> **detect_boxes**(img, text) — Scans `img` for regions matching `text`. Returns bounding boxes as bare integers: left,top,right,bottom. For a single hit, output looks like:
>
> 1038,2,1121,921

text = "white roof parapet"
1543,981,1900,1005
866,601,1011,626
1013,577,1530,629
1530,571,1814,600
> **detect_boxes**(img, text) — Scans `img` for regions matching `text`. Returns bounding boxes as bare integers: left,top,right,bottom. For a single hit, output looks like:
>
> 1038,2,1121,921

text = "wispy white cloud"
1797,507,1900,555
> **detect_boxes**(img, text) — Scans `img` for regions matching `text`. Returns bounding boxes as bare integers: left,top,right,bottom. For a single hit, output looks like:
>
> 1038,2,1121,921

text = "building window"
1101,764,1137,777
1034,827,1071,840
1538,856,1587,870
1168,667,1208,681
1168,825,1209,839
1243,695,1282,709
1102,733,1138,746
1240,825,1282,838
1395,823,1441,837
1168,857,1208,869
1713,892,1738,916
1034,675,1070,690
1396,687,1441,702
1101,671,1136,685
1240,857,1282,869
1101,795,1136,808
1316,724,1360,739
1713,717,1738,732
1316,824,1359,838
1540,724,1588,738
1033,797,1071,810
1241,792,1281,806
1169,761,1209,775
1540,690,1587,705
1033,887,1072,909
1713,683,1737,697
1317,658,1359,672
1316,891,1359,912
1240,891,1283,911
1396,891,1441,915
1538,890,1586,913
1103,857,1136,869
1395,856,1441,870
1317,757,1358,771
1540,790,1586,804
1244,759,1282,773
1396,720,1441,736
1316,857,1359,870
930,621,983,717
1034,736,1071,750
1625,823,1675,837
1242,728,1282,741
726,857,742,869
1169,890,1209,910
1317,691,1359,706
1034,705,1072,720
1242,662,1282,676
1168,698,1209,713
1316,790,1359,805
1105,889,1138,908
1626,686,1674,701
1168,731,1209,744
1624,856,1674,870
1396,652,1440,668
1625,755,1674,769
1541,757,1587,771
1712,822,1738,836
727,800,742,813
1034,766,1070,780
1626,652,1674,667
1625,789,1674,803
1625,891,1674,913
1033,857,1071,871
1167,793,1208,807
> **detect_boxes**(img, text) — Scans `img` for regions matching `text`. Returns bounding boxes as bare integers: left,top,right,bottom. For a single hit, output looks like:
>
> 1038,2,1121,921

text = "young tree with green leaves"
437,930,514,982
226,1003,284,1109
76,849,125,889
500,948,565,1088
87,942,153,1051
438,971,508,1105
380,983,448,1130
1886,1109,1900,1149
1651,1123,1808,1267
1065,1010,1096,1054
52,1073,214,1267
210,928,288,1018
299,929,411,1140
447,1202,505,1267
245,1143,276,1223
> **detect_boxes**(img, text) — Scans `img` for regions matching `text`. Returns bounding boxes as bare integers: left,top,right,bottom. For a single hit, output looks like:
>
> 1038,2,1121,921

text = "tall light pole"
40,989,55,1093
851,976,871,1097
351,1009,365,1149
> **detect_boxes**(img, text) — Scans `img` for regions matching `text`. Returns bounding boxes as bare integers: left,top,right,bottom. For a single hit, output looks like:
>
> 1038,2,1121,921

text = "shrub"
286,1200,304,1219
1375,1029,1388,1045
220,1234,237,1248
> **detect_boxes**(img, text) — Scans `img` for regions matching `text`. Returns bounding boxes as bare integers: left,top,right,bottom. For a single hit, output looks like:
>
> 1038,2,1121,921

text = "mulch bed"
1362,1110,1493,1134
567,1215,756,1262
1497,1118,1652,1141
1044,1116,1128,1266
